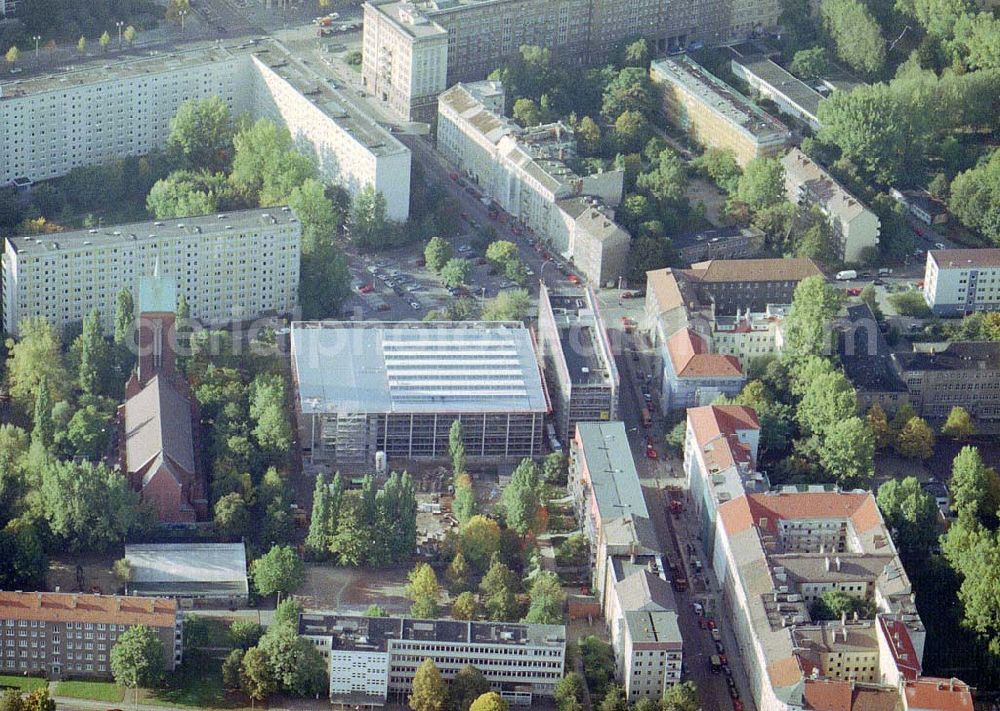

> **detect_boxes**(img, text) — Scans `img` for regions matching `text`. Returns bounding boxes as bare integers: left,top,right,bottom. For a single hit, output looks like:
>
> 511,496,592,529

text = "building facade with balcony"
922,248,1000,316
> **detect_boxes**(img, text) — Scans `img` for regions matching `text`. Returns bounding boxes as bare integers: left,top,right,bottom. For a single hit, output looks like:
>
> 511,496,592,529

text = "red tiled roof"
667,329,743,378
903,678,974,710
768,656,803,688
803,679,852,711
717,496,756,536
0,592,177,629
745,492,878,535
688,257,822,283
879,616,922,681
688,405,759,471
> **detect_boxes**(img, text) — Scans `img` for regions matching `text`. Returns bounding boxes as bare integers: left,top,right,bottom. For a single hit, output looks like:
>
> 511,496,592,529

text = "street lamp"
539,258,554,285
178,9,188,31
32,35,40,59
116,21,124,47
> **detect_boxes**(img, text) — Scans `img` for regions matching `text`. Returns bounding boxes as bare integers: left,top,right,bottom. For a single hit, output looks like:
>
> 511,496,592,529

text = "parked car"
567,274,581,284
645,442,658,459
733,700,744,711
409,301,421,310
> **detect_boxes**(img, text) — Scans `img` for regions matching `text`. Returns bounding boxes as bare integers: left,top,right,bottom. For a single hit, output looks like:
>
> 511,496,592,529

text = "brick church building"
118,268,206,523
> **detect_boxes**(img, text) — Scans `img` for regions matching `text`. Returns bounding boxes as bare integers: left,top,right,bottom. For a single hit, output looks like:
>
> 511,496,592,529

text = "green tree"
542,452,568,484
894,416,935,459
6,317,67,412
481,289,531,321
146,169,229,219
469,693,508,711
782,276,843,362
485,240,519,271
598,685,628,711
78,307,110,396
166,97,235,172
887,291,932,317
661,681,700,711
820,0,887,74
480,556,519,621
554,672,586,711
877,476,939,558
728,380,794,456
66,403,113,461
305,472,331,558
512,98,542,127
636,148,687,204
99,31,110,51
440,258,472,288
818,416,875,487
811,590,877,620
449,665,489,711
76,36,86,54
447,551,473,594
222,649,245,689
20,690,54,711
287,178,340,255
450,420,467,471
790,47,830,80
425,236,453,273
40,459,145,551
451,591,479,621
797,370,858,436
114,288,135,347
256,623,327,696
817,85,912,184
867,402,893,450
364,604,389,617
213,492,253,541
273,597,304,627
110,625,165,705
406,562,442,618
350,184,390,250
602,67,655,120
454,474,476,526
460,515,502,571
31,376,54,450
949,150,1000,244
693,148,742,194
410,658,447,711
166,0,192,23
942,405,976,440
123,25,137,45
0,522,47,591
230,118,314,205
613,110,649,153
524,571,566,624
500,458,540,535
576,116,602,155
735,157,785,211
230,619,264,650
239,646,277,705
251,545,305,598
950,446,1000,524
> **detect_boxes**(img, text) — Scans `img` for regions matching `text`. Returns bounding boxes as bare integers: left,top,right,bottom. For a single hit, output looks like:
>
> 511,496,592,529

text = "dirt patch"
296,564,412,614
47,552,120,595
685,177,728,227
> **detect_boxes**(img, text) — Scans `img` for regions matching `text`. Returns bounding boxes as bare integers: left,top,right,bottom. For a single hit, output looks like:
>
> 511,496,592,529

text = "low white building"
299,614,566,707
922,248,1000,316
437,82,630,285
0,38,411,220
730,56,823,131
124,543,249,607
2,208,300,336
782,149,880,263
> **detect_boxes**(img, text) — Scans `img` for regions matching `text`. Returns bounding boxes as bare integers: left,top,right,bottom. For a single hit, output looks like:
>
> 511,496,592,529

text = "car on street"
460,212,470,221
457,245,472,253
645,442,658,459
715,641,725,654
692,602,704,615
733,700,744,711
845,287,862,296
358,283,374,294
567,274,580,284
698,618,708,629
935,242,946,250
729,686,740,700
409,301,421,310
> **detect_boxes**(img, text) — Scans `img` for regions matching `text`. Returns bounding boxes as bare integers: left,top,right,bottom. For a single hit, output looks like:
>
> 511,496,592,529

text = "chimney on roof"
35,592,42,608
70,595,78,609
841,611,847,626
825,557,831,572
115,598,122,612
835,556,841,571
951,678,956,691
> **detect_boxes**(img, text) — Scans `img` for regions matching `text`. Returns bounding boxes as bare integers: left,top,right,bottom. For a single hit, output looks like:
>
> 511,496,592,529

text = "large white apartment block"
362,0,782,122
299,614,566,707
0,39,411,220
3,208,300,336
782,149,880,264
923,248,1000,316
438,82,630,285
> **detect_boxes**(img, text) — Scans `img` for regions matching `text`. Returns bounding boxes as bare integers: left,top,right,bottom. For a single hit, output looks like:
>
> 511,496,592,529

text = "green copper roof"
139,261,177,314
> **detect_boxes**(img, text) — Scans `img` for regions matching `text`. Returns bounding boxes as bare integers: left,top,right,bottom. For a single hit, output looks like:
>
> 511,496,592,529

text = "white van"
836,270,858,281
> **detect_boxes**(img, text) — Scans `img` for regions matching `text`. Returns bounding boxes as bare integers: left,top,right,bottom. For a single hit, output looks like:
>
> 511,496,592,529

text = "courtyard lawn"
54,679,125,702
146,654,234,709
0,675,47,692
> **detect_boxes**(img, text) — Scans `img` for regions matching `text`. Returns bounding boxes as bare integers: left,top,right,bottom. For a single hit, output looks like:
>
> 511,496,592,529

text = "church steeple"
136,262,178,387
